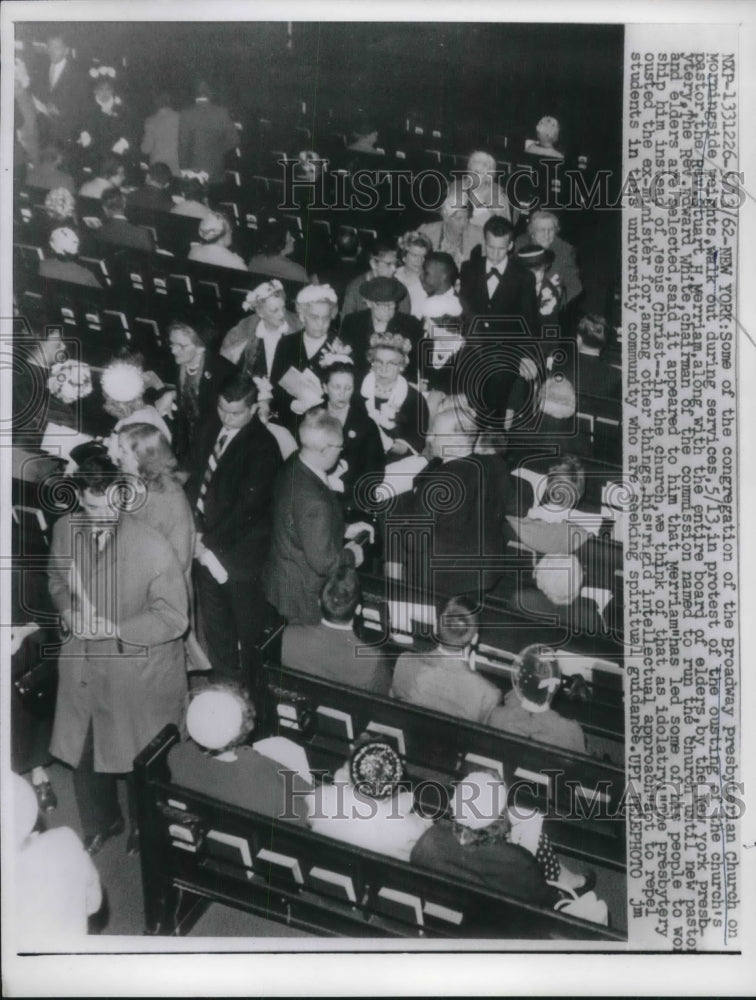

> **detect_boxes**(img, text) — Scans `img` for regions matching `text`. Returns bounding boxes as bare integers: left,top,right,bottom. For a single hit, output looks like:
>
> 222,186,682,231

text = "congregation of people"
10,30,623,943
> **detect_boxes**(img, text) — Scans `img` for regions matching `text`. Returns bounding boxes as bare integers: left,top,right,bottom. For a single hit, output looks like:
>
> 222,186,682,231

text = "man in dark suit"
38,33,89,146
96,188,154,253
186,373,282,685
264,410,372,625
126,161,175,213
339,277,423,379
178,80,239,187
394,407,511,601
459,216,538,422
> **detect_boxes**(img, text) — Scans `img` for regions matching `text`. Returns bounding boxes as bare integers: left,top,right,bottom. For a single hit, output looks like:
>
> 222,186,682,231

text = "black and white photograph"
1,2,753,997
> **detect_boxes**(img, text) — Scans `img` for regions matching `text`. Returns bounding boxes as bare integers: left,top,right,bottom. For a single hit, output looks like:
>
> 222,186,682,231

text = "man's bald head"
298,410,344,471
428,406,476,460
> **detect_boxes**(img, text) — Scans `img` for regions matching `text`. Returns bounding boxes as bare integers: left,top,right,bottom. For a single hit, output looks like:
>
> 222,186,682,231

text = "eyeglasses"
372,358,401,369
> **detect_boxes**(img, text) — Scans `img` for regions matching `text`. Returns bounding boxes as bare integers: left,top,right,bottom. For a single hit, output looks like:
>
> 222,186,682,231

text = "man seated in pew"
39,226,103,288
410,771,595,900
506,454,591,555
127,160,175,213
281,567,393,695
487,644,586,754
390,595,501,724
167,685,313,827
308,739,432,861
78,153,126,200
247,218,309,283
549,313,621,400
97,186,154,253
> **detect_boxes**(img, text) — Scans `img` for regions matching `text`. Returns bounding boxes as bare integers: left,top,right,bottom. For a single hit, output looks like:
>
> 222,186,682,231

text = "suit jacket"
178,99,239,184
141,106,181,175
40,59,89,143
338,399,386,512
399,454,511,598
97,216,154,253
172,351,236,468
48,514,188,773
281,620,393,695
264,455,355,624
515,233,583,304
391,648,501,724
185,414,281,581
459,253,538,337
127,185,176,213
339,310,423,380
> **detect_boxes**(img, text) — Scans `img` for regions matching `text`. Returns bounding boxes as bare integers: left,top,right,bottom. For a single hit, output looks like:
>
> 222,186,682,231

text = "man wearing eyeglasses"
264,410,373,625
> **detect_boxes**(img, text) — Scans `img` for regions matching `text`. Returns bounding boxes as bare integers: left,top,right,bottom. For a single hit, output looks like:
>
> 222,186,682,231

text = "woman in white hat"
220,279,302,381
525,115,565,159
188,211,247,271
39,227,102,288
167,684,313,825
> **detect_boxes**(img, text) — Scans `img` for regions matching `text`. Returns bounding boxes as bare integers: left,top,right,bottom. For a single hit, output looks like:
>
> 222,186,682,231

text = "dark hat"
349,740,405,798
360,276,405,303
68,440,109,468
516,243,555,269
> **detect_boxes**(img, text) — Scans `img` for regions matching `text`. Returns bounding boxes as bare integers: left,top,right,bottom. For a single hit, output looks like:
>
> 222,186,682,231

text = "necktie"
196,430,229,515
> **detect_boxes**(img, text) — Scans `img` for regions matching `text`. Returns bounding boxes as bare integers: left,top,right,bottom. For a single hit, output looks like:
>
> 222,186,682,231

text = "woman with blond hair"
465,149,517,227
394,230,433,318
110,421,195,585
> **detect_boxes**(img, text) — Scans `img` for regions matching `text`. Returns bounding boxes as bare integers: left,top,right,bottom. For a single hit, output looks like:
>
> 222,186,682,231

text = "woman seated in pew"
410,771,595,899
39,226,103,288
487,644,586,754
167,685,313,827
188,211,247,271
309,739,432,862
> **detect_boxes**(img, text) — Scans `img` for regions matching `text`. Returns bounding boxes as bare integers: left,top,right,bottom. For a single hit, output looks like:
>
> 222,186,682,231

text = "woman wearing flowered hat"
188,211,247,271
272,284,341,428
39,226,102,288
361,331,429,459
309,739,431,861
220,279,302,381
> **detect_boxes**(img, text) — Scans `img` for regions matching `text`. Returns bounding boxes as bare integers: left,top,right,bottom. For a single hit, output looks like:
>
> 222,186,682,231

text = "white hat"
49,226,80,256
101,361,145,403
296,283,338,306
242,280,284,311
186,690,244,750
451,771,508,829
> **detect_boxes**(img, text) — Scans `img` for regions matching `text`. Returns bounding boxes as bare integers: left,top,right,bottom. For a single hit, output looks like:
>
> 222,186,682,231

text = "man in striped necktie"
187,373,282,687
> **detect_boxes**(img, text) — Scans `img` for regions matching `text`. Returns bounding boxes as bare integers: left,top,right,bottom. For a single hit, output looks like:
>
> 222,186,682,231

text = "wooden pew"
255,661,626,873
134,724,624,940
